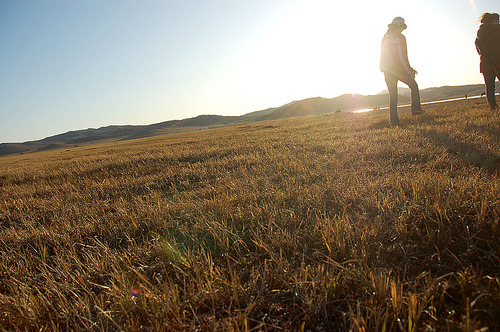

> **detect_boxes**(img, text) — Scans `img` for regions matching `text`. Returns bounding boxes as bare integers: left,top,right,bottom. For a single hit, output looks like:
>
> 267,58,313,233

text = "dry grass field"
0,99,499,331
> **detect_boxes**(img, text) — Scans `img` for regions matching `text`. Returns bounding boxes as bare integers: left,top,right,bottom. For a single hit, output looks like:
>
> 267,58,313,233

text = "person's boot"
390,117,400,126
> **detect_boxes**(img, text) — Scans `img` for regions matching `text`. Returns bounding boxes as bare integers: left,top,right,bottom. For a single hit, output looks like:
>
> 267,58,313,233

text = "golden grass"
0,99,499,331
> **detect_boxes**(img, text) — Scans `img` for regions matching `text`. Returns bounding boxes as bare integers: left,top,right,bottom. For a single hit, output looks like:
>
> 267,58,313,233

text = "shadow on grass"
467,121,500,139
368,111,500,175
420,128,500,175
366,110,447,130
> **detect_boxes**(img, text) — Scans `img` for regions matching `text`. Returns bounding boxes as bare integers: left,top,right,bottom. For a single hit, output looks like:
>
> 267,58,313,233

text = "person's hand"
410,68,418,78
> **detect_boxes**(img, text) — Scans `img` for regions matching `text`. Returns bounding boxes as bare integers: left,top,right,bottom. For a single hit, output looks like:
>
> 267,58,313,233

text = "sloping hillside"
1,83,497,156
1,98,498,330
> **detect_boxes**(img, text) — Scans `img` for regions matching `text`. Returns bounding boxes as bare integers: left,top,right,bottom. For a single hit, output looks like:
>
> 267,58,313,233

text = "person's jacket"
476,23,500,73
380,33,414,77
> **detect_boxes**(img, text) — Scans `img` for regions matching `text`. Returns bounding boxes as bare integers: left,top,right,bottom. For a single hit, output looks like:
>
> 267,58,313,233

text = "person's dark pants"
384,72,422,124
482,72,499,109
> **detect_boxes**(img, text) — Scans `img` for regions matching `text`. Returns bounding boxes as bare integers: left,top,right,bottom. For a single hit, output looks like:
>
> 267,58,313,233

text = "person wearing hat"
475,13,500,112
380,17,424,125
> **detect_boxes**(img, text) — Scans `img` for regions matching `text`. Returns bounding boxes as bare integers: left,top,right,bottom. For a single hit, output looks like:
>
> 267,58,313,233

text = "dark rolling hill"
0,115,240,157
1,83,496,157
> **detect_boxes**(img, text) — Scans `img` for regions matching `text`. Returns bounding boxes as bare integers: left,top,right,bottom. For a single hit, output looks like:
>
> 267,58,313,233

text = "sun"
224,1,389,108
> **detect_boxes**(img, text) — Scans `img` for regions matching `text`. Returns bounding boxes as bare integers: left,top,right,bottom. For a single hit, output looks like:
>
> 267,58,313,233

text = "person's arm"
475,37,482,55
493,25,500,66
476,26,489,58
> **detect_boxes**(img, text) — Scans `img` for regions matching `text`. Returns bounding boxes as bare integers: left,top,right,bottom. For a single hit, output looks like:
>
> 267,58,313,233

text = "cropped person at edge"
380,17,424,125
475,13,500,112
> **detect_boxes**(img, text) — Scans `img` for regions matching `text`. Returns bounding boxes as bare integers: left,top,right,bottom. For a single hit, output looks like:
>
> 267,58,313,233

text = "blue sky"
0,0,498,143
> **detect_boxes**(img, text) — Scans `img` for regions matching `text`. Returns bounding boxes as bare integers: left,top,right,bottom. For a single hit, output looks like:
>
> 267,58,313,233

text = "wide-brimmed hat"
388,17,407,29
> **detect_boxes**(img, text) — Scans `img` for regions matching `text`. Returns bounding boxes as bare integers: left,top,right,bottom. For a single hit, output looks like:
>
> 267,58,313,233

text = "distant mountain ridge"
0,83,496,157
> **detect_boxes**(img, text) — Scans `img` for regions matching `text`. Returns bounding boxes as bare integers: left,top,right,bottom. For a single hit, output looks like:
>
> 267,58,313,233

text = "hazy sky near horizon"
0,0,498,143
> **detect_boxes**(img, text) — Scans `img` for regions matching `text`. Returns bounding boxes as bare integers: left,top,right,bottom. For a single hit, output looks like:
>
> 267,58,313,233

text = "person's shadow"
419,120,500,175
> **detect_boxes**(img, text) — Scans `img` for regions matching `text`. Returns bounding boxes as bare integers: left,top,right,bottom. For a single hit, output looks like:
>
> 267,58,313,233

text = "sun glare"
228,1,387,107
198,0,481,117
